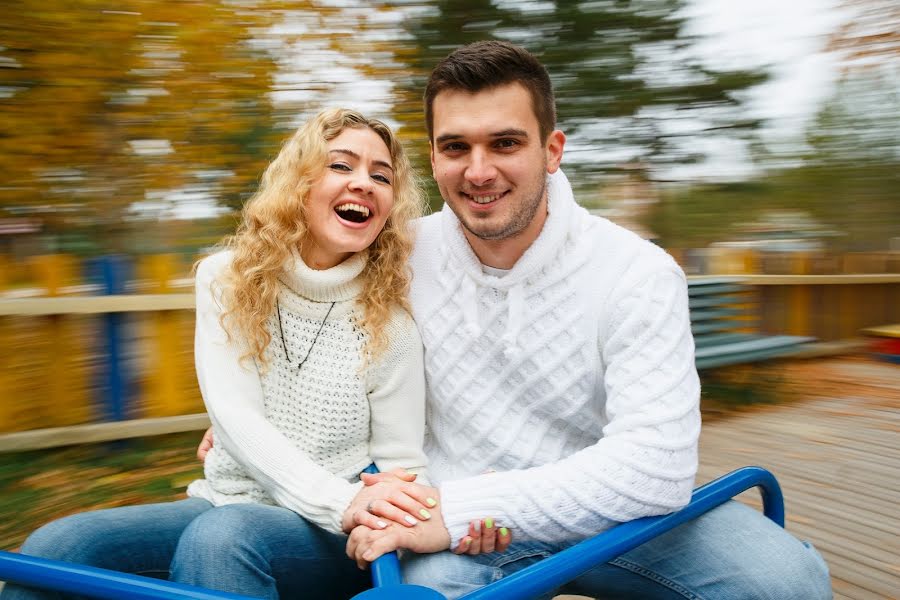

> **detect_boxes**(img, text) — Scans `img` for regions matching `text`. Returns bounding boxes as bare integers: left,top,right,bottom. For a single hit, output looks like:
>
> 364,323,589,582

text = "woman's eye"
372,173,391,184
329,163,351,172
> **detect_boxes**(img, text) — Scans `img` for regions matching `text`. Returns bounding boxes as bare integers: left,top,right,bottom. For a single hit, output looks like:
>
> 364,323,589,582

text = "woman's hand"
452,518,512,555
342,469,439,533
197,427,214,462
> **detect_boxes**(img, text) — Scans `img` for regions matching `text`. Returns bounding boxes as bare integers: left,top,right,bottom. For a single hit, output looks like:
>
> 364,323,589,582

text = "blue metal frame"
0,467,783,600
0,552,256,600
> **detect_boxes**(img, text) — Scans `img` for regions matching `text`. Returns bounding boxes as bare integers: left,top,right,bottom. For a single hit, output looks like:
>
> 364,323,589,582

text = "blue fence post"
87,255,133,422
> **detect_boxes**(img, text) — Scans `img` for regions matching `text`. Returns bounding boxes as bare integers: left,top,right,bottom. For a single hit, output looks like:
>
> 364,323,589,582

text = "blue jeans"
402,501,832,600
1,498,369,600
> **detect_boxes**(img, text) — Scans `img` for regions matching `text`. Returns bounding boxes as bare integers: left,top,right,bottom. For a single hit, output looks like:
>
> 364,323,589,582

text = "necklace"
275,299,336,371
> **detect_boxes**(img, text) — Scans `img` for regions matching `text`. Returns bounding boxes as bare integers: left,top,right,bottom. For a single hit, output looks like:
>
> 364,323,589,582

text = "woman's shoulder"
195,250,234,284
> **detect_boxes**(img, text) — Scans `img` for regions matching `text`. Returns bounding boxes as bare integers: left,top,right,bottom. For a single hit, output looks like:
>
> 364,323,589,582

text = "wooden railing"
1,252,897,437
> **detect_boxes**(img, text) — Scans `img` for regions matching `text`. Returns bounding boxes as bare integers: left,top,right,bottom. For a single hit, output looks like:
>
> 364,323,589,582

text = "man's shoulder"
581,213,678,273
412,212,443,234
410,212,444,258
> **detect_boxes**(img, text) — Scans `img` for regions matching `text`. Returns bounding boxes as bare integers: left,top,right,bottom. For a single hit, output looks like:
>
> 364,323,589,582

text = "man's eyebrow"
328,148,393,171
434,134,463,145
491,128,529,138
434,129,530,145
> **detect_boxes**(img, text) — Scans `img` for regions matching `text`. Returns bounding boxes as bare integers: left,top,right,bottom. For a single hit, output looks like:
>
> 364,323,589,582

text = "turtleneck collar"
278,249,367,303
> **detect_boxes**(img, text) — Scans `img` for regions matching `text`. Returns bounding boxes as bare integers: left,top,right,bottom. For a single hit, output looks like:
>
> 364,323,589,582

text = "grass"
0,432,202,550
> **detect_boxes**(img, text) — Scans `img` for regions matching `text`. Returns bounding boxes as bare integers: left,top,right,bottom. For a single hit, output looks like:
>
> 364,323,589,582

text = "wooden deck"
561,358,899,600
697,361,899,600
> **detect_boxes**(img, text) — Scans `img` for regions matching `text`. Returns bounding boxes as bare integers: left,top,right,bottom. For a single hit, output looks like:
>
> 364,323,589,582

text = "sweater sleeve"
194,254,361,534
366,311,430,485
436,265,701,543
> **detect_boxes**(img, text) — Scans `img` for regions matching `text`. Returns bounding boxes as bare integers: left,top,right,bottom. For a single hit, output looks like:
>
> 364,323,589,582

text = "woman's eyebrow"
329,148,393,171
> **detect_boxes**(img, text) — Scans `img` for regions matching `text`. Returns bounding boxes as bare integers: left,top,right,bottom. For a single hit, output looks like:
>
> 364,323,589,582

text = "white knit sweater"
188,250,428,535
409,169,701,544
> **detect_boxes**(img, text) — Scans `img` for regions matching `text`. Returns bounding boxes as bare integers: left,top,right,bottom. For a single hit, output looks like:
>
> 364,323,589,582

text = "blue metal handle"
360,463,407,588
457,466,784,600
0,551,257,600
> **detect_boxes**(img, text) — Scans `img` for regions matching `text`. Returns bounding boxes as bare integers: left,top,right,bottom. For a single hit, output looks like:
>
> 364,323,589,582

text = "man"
342,41,831,599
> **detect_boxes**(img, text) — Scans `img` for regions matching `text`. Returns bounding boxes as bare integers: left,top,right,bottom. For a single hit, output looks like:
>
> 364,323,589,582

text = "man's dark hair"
424,41,556,142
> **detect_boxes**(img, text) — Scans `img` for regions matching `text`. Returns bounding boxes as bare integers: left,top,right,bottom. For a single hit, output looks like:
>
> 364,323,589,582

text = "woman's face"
301,127,395,270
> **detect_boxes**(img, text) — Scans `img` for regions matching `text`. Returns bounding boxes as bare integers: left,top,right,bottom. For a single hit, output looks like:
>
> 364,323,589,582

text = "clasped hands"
196,429,509,568
343,469,511,569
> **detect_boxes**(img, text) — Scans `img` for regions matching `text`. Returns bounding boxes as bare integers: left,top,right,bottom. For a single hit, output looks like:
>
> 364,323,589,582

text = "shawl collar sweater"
409,170,701,544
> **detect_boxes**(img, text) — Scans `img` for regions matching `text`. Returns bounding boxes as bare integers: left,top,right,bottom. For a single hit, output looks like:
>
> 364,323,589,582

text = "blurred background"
0,1,898,597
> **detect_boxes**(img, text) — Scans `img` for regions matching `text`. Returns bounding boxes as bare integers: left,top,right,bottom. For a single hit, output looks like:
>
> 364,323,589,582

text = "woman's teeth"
335,203,370,223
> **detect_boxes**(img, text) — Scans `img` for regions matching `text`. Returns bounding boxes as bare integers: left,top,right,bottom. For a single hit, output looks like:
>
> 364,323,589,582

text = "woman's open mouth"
335,203,372,224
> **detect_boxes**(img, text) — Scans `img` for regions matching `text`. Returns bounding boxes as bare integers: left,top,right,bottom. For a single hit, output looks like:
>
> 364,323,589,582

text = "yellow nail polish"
465,537,472,546
426,497,437,507
485,517,493,529
419,509,431,519
499,527,509,536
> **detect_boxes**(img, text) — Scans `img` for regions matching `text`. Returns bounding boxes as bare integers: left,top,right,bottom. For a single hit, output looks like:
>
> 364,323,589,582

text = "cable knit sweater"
187,250,428,535
409,169,701,544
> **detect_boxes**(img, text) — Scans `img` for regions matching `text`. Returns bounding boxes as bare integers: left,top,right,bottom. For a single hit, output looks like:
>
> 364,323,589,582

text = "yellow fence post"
28,255,92,429
788,253,811,337
0,255,12,432
140,254,190,417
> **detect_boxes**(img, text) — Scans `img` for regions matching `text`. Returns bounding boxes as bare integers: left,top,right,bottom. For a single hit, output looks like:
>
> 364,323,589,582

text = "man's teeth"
335,203,370,217
470,193,501,204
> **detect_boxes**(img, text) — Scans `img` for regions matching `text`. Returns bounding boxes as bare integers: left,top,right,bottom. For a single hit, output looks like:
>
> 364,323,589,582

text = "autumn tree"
0,1,284,253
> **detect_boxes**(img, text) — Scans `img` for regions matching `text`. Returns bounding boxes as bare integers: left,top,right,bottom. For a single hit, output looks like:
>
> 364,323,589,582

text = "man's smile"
463,190,508,205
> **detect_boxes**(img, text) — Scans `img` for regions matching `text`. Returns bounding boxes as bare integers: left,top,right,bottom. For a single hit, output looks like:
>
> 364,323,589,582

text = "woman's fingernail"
473,520,481,532
376,520,388,529
499,527,509,536
484,517,494,529
363,551,374,561
465,537,472,546
404,515,417,525
426,497,437,507
419,509,431,520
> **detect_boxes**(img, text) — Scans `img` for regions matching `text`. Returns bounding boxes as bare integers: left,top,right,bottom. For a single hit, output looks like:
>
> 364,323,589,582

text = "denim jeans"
0,498,369,600
402,501,832,600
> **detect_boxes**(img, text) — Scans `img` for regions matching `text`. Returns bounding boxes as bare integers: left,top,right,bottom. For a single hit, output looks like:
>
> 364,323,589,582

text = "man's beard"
458,173,547,242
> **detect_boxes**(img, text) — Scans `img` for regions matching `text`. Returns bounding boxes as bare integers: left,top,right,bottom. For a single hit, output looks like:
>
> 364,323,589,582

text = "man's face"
430,82,564,246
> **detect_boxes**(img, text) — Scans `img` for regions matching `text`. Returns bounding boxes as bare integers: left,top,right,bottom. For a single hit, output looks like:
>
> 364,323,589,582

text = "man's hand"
197,427,214,462
341,469,439,533
452,518,512,555
347,517,451,568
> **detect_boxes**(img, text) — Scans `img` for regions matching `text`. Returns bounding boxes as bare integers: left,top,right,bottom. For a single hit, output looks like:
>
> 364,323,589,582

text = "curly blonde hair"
216,108,424,367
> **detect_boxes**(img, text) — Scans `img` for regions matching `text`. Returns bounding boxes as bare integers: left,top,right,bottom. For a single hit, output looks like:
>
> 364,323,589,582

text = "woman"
2,108,434,600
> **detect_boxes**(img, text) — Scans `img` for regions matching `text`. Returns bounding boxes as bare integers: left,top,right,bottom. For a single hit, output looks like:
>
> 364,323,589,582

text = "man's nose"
465,148,497,186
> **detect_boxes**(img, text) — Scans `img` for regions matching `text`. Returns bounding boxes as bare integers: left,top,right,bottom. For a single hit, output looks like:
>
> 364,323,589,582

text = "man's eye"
372,173,391,184
329,163,351,171
495,139,519,149
443,143,466,152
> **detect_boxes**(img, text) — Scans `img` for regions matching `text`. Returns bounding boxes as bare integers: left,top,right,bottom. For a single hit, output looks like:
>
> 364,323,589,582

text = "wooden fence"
1,251,898,435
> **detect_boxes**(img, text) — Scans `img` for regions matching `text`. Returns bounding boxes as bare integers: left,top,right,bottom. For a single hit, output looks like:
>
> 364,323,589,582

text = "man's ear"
545,130,566,174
